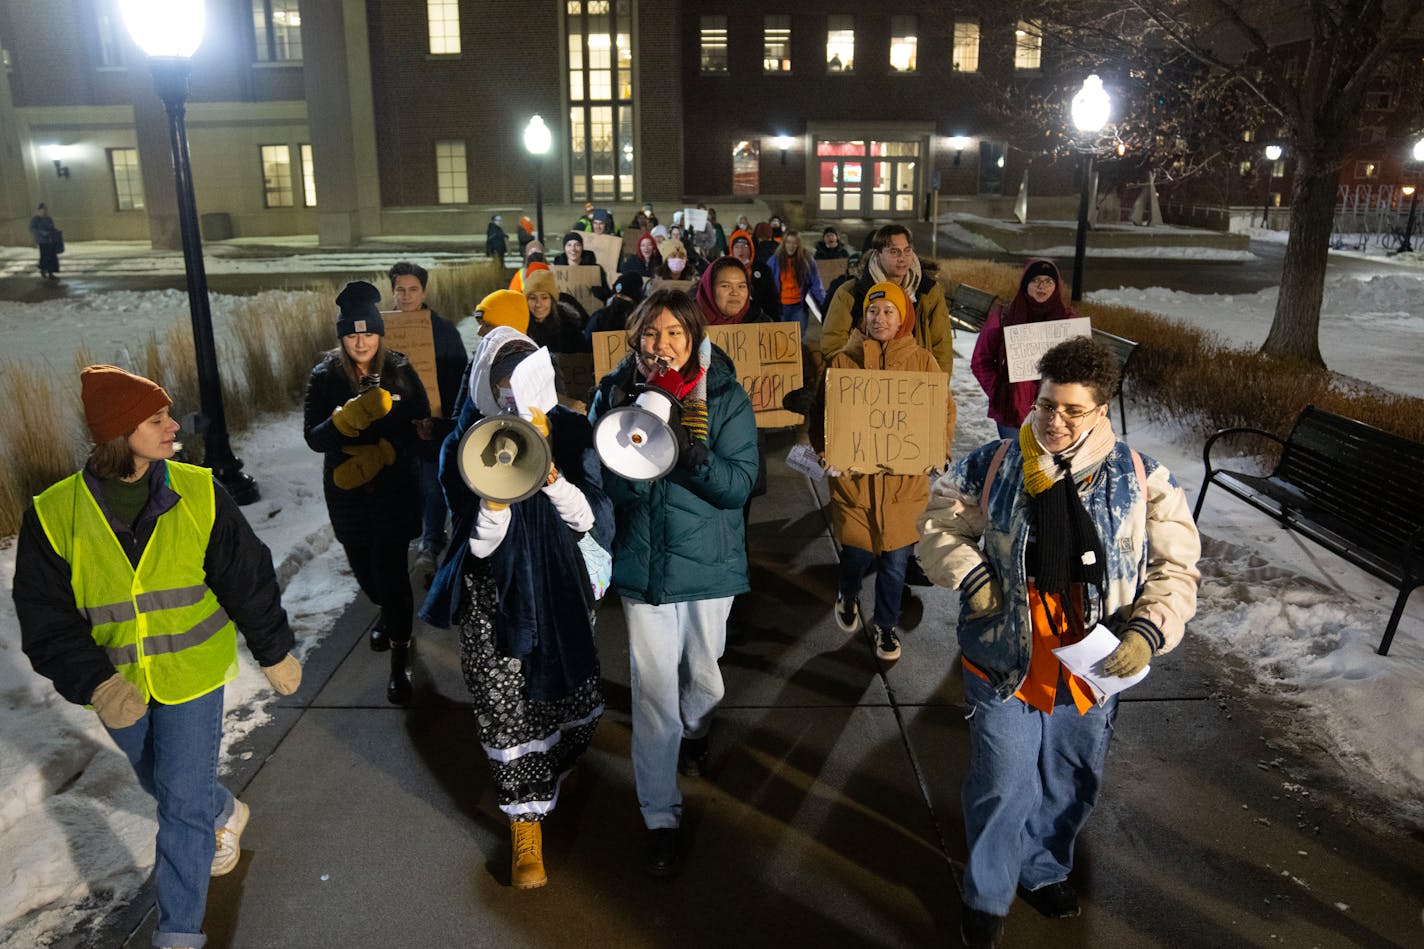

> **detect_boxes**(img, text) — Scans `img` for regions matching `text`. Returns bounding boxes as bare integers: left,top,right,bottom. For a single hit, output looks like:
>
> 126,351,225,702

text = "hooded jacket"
822,269,953,374
588,346,759,605
970,259,1078,427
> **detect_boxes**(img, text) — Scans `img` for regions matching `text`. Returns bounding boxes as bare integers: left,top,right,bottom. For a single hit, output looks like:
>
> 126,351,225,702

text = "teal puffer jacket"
588,347,759,605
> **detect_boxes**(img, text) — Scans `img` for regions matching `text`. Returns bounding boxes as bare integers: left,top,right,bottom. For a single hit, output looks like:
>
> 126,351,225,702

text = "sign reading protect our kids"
1003,317,1093,383
823,369,948,475
591,323,804,428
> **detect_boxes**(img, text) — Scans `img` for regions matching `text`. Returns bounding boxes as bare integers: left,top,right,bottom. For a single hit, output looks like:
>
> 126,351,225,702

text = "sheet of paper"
785,442,826,480
510,347,558,416
1052,623,1150,698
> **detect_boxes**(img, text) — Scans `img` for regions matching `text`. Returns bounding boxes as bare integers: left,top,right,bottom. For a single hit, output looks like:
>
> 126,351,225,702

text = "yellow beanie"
475,289,530,334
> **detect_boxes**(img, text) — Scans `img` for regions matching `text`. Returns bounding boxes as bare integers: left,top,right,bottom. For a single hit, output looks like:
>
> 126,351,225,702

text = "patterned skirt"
457,570,603,821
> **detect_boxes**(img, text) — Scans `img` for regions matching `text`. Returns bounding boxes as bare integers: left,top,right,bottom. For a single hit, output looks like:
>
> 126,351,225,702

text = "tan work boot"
510,820,547,889
212,798,250,876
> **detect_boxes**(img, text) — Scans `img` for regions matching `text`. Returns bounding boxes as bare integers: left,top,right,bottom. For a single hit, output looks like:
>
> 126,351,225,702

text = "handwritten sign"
682,208,709,233
815,257,848,289
591,323,804,428
824,369,948,475
551,264,605,315
381,310,441,418
1003,317,1092,383
584,232,623,283
553,352,596,405
647,277,695,295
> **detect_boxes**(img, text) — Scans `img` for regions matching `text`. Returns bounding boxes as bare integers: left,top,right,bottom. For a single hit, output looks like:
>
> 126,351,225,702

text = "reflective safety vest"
33,461,238,705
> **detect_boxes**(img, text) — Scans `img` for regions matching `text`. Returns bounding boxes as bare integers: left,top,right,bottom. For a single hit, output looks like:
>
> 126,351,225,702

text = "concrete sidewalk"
114,429,1423,949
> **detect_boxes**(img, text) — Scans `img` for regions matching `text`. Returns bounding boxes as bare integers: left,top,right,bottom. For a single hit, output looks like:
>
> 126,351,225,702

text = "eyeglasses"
881,246,914,259
1032,401,1101,423
1027,276,1056,289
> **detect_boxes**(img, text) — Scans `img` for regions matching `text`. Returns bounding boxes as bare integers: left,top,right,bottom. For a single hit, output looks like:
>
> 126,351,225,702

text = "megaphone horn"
593,386,680,482
456,413,552,504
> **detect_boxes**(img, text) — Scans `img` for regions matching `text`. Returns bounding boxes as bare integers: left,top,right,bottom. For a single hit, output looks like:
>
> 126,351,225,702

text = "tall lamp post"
1262,144,1283,228
1070,75,1110,302
1397,136,1424,254
524,115,551,241
121,0,256,503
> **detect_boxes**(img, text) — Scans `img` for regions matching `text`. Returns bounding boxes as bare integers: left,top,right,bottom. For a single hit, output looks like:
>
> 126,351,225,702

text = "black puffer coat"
303,348,430,546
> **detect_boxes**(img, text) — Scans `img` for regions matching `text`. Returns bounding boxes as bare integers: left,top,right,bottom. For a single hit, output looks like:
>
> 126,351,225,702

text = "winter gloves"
333,438,395,490
1103,617,1159,678
261,654,303,695
90,673,148,729
675,398,710,469
960,563,1005,619
528,406,551,438
331,386,392,437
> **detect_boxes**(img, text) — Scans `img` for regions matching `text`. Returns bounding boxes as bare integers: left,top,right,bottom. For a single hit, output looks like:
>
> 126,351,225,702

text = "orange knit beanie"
80,365,172,443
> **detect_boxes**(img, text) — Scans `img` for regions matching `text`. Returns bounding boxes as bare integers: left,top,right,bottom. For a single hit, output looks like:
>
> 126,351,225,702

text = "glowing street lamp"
1397,136,1424,254
524,115,552,241
121,0,257,503
1262,144,1283,228
1070,75,1110,302
775,133,793,166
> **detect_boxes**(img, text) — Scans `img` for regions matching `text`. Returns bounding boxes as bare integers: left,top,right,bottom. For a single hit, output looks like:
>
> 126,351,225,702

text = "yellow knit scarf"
1019,417,1116,496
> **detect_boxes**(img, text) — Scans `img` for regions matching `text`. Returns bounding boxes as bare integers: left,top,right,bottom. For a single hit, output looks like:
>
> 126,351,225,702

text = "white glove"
542,476,594,532
468,500,513,558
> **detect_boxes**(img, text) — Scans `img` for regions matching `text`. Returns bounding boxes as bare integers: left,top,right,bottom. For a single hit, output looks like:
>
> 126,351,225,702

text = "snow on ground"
1089,272,1424,399
0,241,481,279
1019,244,1259,261
1,277,1423,943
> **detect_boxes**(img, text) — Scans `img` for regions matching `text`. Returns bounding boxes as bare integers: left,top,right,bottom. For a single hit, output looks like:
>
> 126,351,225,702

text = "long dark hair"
87,433,136,480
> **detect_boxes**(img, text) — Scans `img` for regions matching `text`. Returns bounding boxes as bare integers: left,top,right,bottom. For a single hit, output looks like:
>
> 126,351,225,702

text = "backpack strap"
979,439,1013,518
1130,448,1147,496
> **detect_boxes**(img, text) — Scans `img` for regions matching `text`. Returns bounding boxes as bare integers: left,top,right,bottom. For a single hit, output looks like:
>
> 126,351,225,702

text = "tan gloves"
332,387,393,437
91,673,148,729
262,654,302,695
960,563,1005,620
1103,618,1158,678
333,438,395,490
528,406,551,438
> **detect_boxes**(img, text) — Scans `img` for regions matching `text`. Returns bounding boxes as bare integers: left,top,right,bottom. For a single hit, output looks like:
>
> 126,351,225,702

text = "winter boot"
387,640,413,705
511,820,547,889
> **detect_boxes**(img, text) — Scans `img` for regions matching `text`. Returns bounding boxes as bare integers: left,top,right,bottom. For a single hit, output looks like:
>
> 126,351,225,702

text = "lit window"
427,0,460,54
1354,160,1378,179
567,1,634,201
1272,160,1286,179
108,148,144,210
826,15,854,72
260,145,294,207
300,144,316,206
97,0,123,67
889,15,917,73
1014,20,1041,71
700,15,728,73
1242,129,1255,143
253,0,303,63
436,140,468,204
952,21,979,72
764,15,791,72
1239,160,1253,176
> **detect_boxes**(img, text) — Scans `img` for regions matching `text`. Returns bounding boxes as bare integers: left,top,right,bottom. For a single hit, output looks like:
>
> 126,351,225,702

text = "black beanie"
613,271,644,301
1021,260,1059,292
335,281,385,336
562,232,583,249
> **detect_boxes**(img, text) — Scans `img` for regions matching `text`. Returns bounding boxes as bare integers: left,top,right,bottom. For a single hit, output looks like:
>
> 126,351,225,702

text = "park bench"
948,283,997,335
1091,327,1140,434
1193,406,1423,656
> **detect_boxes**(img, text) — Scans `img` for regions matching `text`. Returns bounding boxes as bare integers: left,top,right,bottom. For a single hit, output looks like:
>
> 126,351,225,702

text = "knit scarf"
1019,417,1114,600
866,252,923,302
637,337,712,442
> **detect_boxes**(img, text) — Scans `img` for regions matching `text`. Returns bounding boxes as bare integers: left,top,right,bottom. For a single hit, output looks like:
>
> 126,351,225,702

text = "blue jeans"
106,686,233,949
623,596,733,829
418,457,448,554
780,302,808,333
838,544,912,629
960,670,1117,916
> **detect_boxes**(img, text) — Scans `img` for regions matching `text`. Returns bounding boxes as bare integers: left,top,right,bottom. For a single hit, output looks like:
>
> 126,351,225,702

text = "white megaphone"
456,413,552,504
593,385,680,481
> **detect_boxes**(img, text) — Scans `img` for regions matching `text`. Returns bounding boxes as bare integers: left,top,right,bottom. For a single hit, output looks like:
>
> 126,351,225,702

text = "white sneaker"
211,798,249,876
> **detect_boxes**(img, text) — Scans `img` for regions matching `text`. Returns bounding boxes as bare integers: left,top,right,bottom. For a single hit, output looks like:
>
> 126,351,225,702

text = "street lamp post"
1070,75,1110,302
1397,136,1424,254
523,115,552,241
120,0,257,503
1262,144,1283,229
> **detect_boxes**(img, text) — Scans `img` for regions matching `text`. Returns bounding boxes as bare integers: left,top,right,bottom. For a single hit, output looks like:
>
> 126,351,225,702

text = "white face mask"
497,386,517,411
667,257,686,274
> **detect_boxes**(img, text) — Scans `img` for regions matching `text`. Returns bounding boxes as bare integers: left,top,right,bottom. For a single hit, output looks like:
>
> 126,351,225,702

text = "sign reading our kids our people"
591,323,804,428
1003,317,1092,383
823,368,949,475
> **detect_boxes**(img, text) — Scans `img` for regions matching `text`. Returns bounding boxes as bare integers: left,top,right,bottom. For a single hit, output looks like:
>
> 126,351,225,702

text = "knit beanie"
81,365,172,443
612,270,644,301
475,289,530,334
523,268,558,300
335,280,385,337
1021,259,1059,291
658,237,686,259
862,281,915,338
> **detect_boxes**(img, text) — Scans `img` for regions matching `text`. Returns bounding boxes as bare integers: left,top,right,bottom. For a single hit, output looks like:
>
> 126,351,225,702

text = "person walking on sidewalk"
304,281,431,704
29,202,62,279
14,365,301,949
588,290,759,879
388,261,469,584
916,337,1200,949
971,259,1079,439
422,328,611,890
812,282,956,662
767,231,825,334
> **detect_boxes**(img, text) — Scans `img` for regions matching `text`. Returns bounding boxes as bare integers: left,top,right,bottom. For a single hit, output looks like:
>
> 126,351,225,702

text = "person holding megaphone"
587,289,760,879
304,281,431,704
422,326,612,890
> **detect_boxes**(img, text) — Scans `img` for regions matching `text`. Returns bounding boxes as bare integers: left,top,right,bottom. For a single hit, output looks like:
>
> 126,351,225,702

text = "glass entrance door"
817,139,920,217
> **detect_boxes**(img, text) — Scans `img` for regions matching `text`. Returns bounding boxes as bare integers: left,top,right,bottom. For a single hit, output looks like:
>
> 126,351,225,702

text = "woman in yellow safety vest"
14,365,302,949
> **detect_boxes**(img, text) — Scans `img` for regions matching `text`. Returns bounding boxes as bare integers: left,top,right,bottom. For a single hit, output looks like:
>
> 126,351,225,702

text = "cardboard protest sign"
551,264,605,314
380,310,441,418
590,323,803,428
824,369,948,475
815,257,848,288
1003,317,1092,383
553,352,596,405
682,208,709,233
583,232,623,282
647,277,695,295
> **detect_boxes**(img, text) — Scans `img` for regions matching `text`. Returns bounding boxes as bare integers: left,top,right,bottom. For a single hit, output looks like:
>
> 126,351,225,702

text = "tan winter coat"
816,331,957,553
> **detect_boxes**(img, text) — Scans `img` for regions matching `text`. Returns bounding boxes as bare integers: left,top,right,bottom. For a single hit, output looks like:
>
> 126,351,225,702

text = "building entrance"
816,140,920,218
